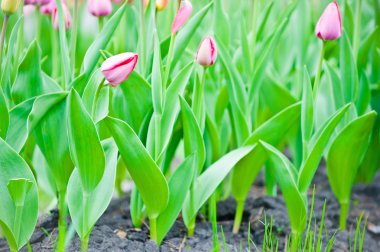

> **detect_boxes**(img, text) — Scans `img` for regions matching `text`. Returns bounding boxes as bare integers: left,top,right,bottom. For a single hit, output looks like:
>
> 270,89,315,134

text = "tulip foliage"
0,0,379,251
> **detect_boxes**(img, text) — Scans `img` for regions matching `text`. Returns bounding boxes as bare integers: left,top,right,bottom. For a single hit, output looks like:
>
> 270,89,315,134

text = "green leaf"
82,4,127,75
0,138,38,251
180,96,206,174
301,67,314,148
111,71,152,133
340,33,359,103
67,139,118,239
182,146,254,227
104,116,169,218
358,27,379,69
67,89,105,193
325,61,344,111
11,40,60,104
0,88,9,138
171,1,214,66
156,155,196,244
298,104,351,193
355,71,371,116
327,112,376,203
7,179,33,207
260,141,307,234
213,0,230,47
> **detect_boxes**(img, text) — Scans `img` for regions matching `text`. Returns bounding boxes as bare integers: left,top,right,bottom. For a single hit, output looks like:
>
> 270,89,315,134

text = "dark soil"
1,165,380,252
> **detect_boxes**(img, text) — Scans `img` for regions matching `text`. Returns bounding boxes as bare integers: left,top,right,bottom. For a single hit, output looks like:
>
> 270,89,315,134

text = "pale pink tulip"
101,53,139,86
52,1,71,30
25,0,50,5
315,1,342,41
23,5,36,15
24,0,37,5
196,36,217,67
40,0,55,15
171,0,192,34
88,0,112,17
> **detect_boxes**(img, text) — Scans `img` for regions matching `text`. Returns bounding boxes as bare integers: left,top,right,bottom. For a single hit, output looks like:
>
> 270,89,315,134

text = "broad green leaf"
111,71,152,133
11,41,60,105
0,138,38,251
67,139,118,239
213,0,230,47
33,98,74,193
151,32,164,115
67,89,105,193
298,104,351,193
183,146,254,227
301,68,314,149
355,71,371,116
82,4,127,75
325,61,344,111
327,112,376,203
260,141,307,234
0,88,9,138
7,179,33,207
340,33,359,103
105,116,169,218
180,96,206,174
130,187,144,228
256,1,274,41
358,27,379,69
156,155,196,244
171,2,214,66
204,114,221,166
261,79,297,115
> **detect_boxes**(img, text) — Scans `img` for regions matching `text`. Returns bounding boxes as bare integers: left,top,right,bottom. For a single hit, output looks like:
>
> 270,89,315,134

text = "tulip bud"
196,36,217,67
1,0,21,14
171,0,192,34
40,0,55,15
315,1,342,41
52,2,72,30
24,0,37,5
88,0,113,17
156,0,168,11
101,52,139,86
24,5,36,16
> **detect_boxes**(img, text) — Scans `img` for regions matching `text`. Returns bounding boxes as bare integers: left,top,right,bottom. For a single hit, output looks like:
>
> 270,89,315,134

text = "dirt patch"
1,165,379,252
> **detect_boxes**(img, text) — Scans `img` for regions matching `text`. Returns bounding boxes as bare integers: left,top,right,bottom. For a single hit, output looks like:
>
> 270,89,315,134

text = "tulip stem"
312,41,326,100
98,17,104,32
0,15,9,65
149,216,158,243
140,0,146,72
57,190,67,252
70,0,79,76
353,0,362,59
163,34,176,87
339,201,349,230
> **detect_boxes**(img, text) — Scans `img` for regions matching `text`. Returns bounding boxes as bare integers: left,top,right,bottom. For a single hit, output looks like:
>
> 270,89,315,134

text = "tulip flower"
315,1,342,41
88,0,113,17
52,1,72,30
24,5,36,16
171,0,192,34
196,36,217,67
101,53,139,86
41,0,56,15
1,0,21,14
143,0,168,11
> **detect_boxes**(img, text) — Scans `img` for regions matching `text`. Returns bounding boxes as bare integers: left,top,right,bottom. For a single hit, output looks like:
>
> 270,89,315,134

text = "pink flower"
24,0,37,5
171,0,192,34
315,1,342,41
23,5,36,16
52,1,71,30
196,36,217,67
25,0,50,5
40,0,55,15
101,53,139,87
88,0,113,17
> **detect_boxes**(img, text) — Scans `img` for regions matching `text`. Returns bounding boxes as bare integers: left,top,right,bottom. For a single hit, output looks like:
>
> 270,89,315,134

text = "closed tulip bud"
101,53,138,87
24,0,37,5
88,0,112,17
315,1,342,41
1,0,21,14
156,0,168,11
40,0,55,15
171,0,192,34
196,36,217,67
52,2,72,30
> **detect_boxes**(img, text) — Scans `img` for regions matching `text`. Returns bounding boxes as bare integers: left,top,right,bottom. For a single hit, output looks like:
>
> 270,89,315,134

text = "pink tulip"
171,0,192,34
40,0,55,15
101,53,139,86
156,0,168,11
196,36,217,67
315,1,342,41
112,0,125,4
88,0,113,17
52,1,71,30
24,0,37,5
25,0,50,5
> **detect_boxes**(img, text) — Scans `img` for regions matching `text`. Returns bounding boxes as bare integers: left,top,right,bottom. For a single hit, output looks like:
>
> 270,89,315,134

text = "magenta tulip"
196,36,217,67
171,0,192,34
40,0,55,15
52,1,71,30
88,0,112,17
101,53,139,87
315,1,342,41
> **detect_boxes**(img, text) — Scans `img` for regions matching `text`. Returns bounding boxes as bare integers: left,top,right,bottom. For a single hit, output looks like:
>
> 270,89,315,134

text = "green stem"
187,218,196,237
353,0,362,59
51,28,59,79
313,41,326,100
250,0,259,70
98,17,104,32
192,68,206,125
339,201,349,230
81,192,90,251
149,217,157,243
232,200,245,234
140,0,146,72
91,79,105,120
57,191,67,252
13,205,23,245
265,164,277,197
290,232,300,252
70,0,79,76
163,34,176,87
0,15,9,65
210,193,219,252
